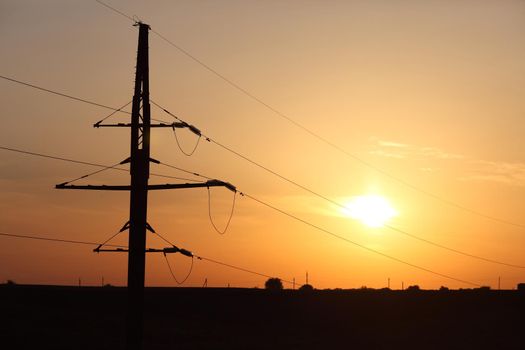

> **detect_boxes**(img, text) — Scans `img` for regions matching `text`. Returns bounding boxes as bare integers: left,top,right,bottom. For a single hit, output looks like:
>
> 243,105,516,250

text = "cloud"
370,139,464,160
462,160,525,187
370,138,525,187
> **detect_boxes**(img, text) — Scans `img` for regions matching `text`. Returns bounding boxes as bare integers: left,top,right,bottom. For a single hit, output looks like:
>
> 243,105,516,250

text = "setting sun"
343,195,398,228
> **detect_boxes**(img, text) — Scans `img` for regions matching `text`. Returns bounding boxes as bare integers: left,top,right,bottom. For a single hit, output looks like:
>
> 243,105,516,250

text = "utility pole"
56,22,234,350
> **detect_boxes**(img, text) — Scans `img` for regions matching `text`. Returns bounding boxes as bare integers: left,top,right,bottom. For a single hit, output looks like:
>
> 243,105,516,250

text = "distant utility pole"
498,276,501,290
388,277,390,289
306,271,309,285
56,22,232,350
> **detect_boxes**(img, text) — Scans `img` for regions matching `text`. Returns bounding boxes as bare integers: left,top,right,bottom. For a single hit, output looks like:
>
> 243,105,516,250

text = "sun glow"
342,195,398,228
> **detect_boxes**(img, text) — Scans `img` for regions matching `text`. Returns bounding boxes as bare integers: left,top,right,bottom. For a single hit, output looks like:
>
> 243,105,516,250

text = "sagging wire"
151,100,204,156
56,161,124,186
151,231,194,284
158,161,213,181
207,186,237,235
172,127,201,156
93,222,129,253
164,252,194,285
93,100,132,127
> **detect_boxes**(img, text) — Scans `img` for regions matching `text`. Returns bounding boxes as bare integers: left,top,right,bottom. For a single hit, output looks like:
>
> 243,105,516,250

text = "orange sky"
1,0,524,289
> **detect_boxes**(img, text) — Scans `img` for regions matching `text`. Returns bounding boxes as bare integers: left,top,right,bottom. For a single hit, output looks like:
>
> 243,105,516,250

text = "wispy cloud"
462,160,525,187
370,138,525,187
370,139,464,160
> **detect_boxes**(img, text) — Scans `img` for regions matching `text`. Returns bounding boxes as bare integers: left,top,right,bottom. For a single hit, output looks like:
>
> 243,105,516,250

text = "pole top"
133,21,151,30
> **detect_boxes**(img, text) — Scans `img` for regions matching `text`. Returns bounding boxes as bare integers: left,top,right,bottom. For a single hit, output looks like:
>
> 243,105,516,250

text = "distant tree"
439,286,449,291
298,284,314,292
406,285,420,291
6,280,16,285
265,278,283,291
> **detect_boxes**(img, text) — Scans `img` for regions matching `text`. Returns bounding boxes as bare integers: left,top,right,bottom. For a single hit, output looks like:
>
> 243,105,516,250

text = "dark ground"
1,284,524,349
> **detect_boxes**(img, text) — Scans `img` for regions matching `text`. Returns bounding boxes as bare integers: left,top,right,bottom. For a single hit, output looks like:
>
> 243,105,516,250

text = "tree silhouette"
298,284,314,292
265,278,283,291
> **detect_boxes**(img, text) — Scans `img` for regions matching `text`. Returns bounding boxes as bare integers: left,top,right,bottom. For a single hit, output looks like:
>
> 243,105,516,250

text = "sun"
342,195,398,228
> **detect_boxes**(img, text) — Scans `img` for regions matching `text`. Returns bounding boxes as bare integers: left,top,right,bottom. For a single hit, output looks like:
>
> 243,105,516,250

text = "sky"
1,0,524,289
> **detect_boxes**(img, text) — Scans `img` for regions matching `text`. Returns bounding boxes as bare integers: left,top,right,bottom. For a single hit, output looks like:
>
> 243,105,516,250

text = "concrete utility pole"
56,22,234,350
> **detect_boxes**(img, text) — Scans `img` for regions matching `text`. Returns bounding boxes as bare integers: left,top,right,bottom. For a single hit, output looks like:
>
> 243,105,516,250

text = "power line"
384,224,525,269
240,192,481,287
0,145,493,285
0,127,487,287
3,136,522,270
0,74,131,114
3,68,522,230
157,160,213,181
92,1,525,230
95,0,134,22
164,254,194,285
0,231,295,286
195,255,295,286
2,117,521,271
94,100,133,125
0,4,518,280
207,187,237,235
150,104,525,269
0,232,126,248
58,161,123,186
0,145,202,183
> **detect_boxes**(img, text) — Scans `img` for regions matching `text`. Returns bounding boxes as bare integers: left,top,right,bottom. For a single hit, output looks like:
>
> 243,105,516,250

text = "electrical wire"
93,0,525,230
4,67,521,230
151,231,175,247
194,255,295,286
149,104,525,269
139,230,295,286
94,100,132,125
172,128,201,156
2,141,522,270
94,0,134,21
148,28,525,230
96,228,127,251
0,231,295,286
164,254,194,285
157,160,213,180
0,146,202,183
58,161,123,185
384,224,525,269
0,232,126,248
3,4,520,280
239,192,481,287
207,187,237,235
0,75,131,114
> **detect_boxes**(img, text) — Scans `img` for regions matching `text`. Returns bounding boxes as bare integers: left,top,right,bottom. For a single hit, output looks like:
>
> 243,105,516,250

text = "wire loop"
164,254,194,284
207,187,237,235
172,128,201,156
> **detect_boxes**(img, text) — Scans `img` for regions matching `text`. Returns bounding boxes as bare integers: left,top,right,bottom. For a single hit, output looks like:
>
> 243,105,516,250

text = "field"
1,285,523,349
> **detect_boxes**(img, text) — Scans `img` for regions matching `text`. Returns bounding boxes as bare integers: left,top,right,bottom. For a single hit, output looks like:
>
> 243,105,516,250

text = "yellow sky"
1,0,524,289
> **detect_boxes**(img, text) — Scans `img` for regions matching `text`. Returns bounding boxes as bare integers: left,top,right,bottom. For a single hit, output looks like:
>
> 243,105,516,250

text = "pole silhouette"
56,22,234,349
